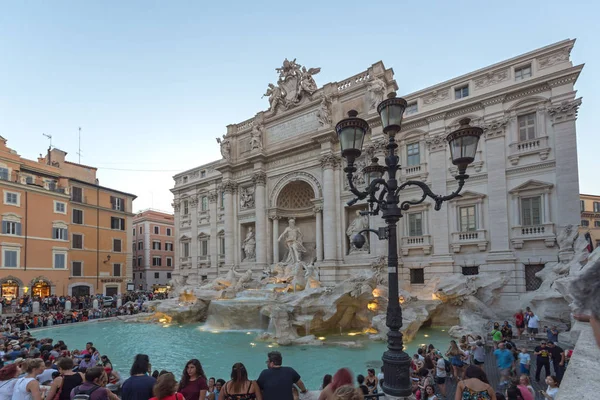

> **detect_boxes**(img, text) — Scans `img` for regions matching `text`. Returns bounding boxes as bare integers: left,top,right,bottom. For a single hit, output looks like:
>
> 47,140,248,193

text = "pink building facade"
132,209,175,291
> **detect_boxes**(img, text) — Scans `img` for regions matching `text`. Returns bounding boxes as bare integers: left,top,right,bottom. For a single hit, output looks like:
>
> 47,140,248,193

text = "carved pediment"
449,190,487,202
509,179,554,194
179,235,191,242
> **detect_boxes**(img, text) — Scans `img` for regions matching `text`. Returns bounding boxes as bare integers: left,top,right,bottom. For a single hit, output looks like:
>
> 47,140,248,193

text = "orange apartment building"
132,210,175,292
580,193,600,249
0,137,136,300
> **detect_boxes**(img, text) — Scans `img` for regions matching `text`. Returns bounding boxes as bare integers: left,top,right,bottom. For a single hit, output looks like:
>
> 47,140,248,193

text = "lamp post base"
382,348,413,398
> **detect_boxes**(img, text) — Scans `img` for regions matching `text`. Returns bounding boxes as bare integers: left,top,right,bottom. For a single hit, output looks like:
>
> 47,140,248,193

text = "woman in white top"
541,375,559,400
11,359,45,400
0,364,21,400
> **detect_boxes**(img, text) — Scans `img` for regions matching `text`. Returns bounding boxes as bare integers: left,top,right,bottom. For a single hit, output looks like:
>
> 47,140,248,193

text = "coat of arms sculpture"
263,58,321,113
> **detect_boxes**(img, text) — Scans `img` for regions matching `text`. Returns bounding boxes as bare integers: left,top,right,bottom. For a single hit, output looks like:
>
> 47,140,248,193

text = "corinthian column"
221,179,237,267
314,205,323,261
271,216,280,263
253,171,267,266
321,153,340,262
208,191,218,269
190,195,199,269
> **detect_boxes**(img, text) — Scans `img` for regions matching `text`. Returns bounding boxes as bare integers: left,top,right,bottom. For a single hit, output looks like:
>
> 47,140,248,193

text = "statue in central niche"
278,218,306,264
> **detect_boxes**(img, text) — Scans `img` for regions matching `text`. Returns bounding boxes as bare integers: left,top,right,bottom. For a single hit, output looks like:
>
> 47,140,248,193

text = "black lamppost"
335,92,482,398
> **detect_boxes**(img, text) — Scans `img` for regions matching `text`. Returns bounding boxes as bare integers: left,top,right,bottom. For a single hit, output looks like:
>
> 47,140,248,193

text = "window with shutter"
113,264,121,276
154,226,159,234
72,209,83,224
3,221,21,235
166,257,173,267
72,234,83,249
72,187,83,202
3,249,18,268
54,253,66,269
113,239,122,252
72,262,82,276
154,272,159,279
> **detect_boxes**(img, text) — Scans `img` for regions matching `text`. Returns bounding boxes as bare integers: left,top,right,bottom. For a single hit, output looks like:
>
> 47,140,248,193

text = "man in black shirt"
534,341,551,382
257,351,307,400
547,341,565,383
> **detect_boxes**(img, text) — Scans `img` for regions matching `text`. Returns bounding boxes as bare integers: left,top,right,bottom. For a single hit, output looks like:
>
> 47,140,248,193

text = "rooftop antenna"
76,127,82,163
43,133,53,149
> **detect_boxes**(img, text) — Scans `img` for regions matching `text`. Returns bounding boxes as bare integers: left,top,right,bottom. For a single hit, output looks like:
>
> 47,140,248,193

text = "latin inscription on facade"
266,111,319,144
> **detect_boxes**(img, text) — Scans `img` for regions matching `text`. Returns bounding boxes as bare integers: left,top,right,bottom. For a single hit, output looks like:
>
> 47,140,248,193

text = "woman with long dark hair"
454,365,496,400
122,354,156,400
179,359,208,400
218,362,261,400
318,368,353,400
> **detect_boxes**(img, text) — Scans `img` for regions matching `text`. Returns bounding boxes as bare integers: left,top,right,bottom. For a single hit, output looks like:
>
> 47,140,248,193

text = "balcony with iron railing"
400,235,432,256
510,222,555,249
450,229,488,252
508,136,550,165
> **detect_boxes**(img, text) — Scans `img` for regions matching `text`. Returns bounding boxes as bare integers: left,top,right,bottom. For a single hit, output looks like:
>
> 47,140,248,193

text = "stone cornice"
445,103,484,119
506,160,556,176
504,83,550,102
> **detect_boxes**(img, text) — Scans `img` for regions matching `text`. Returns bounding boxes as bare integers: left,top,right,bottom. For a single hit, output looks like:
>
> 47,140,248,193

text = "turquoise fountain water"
39,321,450,389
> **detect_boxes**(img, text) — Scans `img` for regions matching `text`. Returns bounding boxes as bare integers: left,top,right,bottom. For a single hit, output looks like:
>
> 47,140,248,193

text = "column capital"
252,171,267,186
319,153,342,169
269,215,281,220
425,134,447,153
189,195,199,208
313,205,323,214
546,98,582,125
220,179,238,194
172,201,181,212
481,117,509,140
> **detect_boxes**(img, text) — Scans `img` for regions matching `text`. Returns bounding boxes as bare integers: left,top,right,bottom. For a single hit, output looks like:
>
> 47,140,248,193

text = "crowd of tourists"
0,292,159,331
0,300,576,400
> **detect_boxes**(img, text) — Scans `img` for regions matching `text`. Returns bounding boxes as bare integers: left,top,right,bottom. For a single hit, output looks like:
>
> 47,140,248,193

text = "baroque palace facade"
0,142,136,298
171,39,582,302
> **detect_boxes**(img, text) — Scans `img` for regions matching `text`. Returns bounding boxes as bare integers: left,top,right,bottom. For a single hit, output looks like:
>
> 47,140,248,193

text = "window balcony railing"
400,235,432,256
401,162,428,180
451,229,488,252
197,255,211,263
510,222,555,249
508,136,550,166
180,256,191,264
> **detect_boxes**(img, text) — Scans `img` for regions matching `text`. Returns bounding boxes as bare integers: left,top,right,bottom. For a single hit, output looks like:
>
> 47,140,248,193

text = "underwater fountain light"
367,302,378,311
424,334,429,338
318,337,326,341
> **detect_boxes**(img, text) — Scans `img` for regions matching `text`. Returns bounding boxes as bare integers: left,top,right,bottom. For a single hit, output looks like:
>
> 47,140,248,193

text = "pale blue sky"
1,1,598,212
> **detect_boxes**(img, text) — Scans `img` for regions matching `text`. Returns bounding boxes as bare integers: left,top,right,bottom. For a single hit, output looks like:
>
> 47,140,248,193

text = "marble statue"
367,77,386,109
347,210,369,253
278,218,307,264
286,262,307,292
216,135,231,160
299,66,320,95
557,223,578,252
210,266,244,290
316,95,332,127
263,83,286,112
233,270,254,292
250,124,263,151
305,263,321,289
239,187,255,210
242,227,256,261
264,59,321,113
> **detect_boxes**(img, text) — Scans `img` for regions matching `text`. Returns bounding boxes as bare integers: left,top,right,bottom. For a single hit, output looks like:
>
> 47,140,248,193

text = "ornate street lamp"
336,92,482,398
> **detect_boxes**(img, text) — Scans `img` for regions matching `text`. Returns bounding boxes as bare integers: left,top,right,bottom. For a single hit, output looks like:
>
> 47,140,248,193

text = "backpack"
72,385,101,400
444,358,451,373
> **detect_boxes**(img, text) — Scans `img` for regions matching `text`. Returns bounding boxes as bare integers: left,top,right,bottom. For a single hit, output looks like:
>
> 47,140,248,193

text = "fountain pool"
39,321,450,389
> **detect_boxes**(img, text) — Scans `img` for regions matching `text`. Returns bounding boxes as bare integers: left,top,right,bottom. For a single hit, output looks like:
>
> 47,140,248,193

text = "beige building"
171,39,583,305
0,140,136,298
132,209,175,292
580,194,600,248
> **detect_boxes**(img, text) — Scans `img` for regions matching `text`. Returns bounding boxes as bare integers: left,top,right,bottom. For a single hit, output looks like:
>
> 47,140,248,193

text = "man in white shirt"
527,311,540,341
435,353,447,398
36,360,56,384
